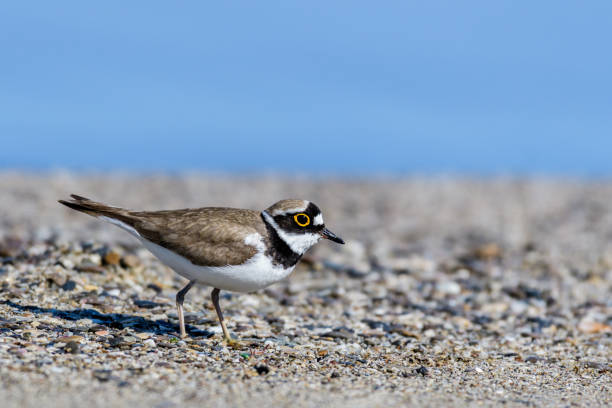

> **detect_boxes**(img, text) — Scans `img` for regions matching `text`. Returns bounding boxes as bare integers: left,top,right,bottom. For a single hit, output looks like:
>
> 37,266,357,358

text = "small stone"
510,300,528,314
525,355,545,363
107,288,120,297
334,343,362,355
481,302,509,314
255,364,270,375
321,327,354,340
61,280,77,291
57,335,83,343
103,251,121,266
362,319,389,330
77,262,105,274
416,366,429,376
108,336,125,347
359,329,386,337
47,271,67,287
143,339,156,347
503,284,544,300
121,255,141,268
474,243,501,260
436,281,461,296
577,320,612,334
93,370,112,382
64,341,80,354
146,283,163,294
134,299,163,309
122,336,140,344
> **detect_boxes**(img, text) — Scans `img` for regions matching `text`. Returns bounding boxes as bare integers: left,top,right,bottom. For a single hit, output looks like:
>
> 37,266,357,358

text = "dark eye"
294,213,310,227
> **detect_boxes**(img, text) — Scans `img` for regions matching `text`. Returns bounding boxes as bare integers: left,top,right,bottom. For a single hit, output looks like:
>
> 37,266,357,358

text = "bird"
58,195,344,344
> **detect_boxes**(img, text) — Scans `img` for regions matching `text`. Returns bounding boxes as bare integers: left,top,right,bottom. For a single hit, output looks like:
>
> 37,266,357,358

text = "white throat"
262,211,320,255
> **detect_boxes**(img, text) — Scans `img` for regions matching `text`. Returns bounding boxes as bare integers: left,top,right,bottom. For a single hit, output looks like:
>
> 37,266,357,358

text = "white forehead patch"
313,213,324,226
271,200,309,216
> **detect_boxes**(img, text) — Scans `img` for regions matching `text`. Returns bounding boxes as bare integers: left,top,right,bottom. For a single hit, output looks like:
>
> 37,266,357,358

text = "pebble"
416,366,429,376
61,280,77,291
474,243,501,260
525,355,546,364
121,255,141,268
334,343,362,355
77,262,105,274
134,300,163,309
103,251,121,266
321,327,354,340
254,364,270,375
47,270,68,287
107,288,121,297
57,336,83,343
64,341,80,354
436,281,461,296
143,339,156,348
577,320,612,334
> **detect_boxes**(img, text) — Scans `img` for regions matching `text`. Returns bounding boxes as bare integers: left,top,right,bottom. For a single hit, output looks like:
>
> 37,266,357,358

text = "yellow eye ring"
294,213,310,227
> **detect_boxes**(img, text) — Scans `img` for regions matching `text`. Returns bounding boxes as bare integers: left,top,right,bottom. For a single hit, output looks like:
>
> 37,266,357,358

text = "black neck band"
261,212,302,268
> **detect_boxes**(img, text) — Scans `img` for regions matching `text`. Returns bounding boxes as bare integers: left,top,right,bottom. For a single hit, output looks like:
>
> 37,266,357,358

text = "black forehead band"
272,202,323,229
305,202,321,216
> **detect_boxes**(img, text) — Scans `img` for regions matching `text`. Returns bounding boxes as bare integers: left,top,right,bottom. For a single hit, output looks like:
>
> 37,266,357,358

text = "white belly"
141,239,295,293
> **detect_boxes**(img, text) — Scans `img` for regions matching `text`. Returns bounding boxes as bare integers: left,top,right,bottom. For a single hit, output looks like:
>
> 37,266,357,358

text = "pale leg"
176,280,195,338
211,288,233,342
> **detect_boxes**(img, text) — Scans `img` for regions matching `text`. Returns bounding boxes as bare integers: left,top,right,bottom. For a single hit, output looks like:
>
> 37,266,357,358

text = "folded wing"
59,195,265,267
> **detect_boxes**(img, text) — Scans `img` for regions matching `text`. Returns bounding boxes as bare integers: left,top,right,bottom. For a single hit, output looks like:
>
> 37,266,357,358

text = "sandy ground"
0,172,610,407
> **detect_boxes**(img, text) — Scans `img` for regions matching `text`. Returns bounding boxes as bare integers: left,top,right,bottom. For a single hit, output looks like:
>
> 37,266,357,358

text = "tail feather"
58,194,141,237
58,195,118,216
70,194,93,202
58,199,96,215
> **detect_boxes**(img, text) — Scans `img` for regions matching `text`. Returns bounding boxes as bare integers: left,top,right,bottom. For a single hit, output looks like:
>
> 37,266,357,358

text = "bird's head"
262,199,344,255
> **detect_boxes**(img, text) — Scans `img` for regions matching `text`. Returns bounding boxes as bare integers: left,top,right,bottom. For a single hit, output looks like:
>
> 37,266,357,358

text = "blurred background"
2,1,611,176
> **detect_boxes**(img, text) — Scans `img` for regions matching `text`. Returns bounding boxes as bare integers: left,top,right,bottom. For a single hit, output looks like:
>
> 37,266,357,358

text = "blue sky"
1,1,611,175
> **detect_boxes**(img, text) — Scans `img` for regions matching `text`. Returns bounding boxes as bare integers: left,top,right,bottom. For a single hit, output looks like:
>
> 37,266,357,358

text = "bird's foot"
223,337,242,349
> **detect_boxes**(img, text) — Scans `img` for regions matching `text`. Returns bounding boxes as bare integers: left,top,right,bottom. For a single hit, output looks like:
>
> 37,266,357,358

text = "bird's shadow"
2,300,213,338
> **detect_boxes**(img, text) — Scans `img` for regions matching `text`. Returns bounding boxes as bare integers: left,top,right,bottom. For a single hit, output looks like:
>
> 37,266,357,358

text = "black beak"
321,228,345,244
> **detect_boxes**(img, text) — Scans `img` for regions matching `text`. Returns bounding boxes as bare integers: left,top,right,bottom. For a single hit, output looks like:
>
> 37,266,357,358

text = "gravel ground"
0,172,610,408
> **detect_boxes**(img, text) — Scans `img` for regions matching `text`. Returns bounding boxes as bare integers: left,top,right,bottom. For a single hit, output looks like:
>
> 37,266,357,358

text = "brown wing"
129,207,266,267
59,195,266,267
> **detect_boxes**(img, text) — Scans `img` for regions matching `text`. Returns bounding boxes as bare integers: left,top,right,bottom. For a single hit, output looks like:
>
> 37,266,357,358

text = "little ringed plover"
59,195,344,342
